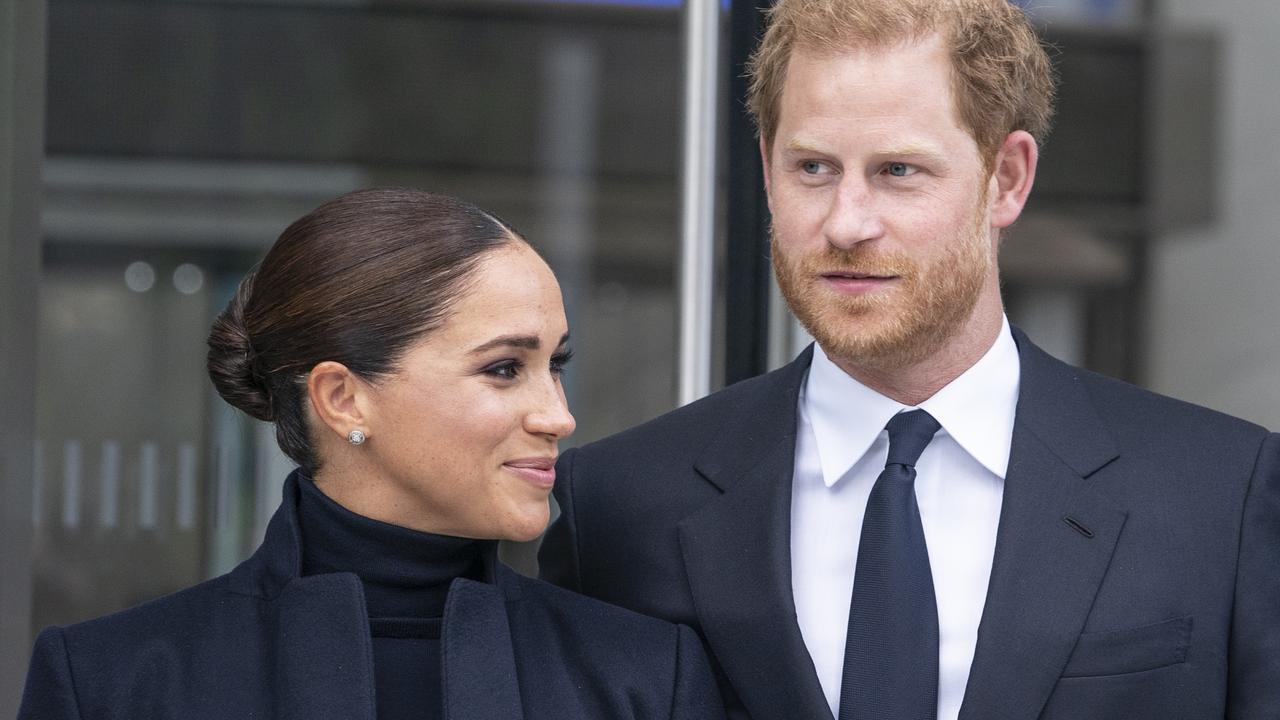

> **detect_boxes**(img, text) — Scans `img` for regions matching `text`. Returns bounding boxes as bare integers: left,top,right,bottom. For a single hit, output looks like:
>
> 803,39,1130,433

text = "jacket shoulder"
1070,361,1269,445
1016,329,1268,444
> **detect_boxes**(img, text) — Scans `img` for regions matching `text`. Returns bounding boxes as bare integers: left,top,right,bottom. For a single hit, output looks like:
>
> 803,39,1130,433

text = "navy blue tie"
839,409,941,720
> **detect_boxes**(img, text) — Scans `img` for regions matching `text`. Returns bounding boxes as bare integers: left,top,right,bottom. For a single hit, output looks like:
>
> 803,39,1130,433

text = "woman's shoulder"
42,572,254,660
19,574,272,720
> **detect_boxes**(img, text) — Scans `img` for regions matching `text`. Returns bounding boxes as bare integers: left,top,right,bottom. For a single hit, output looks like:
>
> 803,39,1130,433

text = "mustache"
782,244,917,277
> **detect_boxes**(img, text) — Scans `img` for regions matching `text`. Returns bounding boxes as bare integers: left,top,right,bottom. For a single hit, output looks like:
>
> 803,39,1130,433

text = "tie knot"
884,409,940,468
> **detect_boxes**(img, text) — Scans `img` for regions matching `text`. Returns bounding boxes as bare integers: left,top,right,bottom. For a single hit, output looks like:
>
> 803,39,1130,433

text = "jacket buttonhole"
1062,515,1095,538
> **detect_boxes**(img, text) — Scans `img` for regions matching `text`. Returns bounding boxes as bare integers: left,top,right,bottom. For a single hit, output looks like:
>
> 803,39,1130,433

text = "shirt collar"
803,316,1020,487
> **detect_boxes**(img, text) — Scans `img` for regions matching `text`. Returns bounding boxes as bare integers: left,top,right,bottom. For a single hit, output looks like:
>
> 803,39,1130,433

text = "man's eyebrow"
780,140,948,163
469,333,571,355
781,139,829,155
876,144,948,162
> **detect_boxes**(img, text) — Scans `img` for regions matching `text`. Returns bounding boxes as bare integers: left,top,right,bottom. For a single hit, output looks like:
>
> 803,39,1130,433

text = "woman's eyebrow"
471,330,570,353
469,333,570,354
469,335,540,354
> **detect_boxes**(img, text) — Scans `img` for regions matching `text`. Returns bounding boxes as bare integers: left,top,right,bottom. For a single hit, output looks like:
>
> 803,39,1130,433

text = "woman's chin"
500,505,552,543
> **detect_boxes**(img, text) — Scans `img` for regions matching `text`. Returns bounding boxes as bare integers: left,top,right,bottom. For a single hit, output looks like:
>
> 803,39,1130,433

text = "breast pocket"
1060,615,1192,678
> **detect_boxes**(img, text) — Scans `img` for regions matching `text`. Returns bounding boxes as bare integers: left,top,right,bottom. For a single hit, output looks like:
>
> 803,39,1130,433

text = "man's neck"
829,309,1006,407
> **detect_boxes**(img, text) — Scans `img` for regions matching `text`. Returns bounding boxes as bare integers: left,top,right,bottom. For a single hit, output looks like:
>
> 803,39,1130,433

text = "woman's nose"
527,384,576,440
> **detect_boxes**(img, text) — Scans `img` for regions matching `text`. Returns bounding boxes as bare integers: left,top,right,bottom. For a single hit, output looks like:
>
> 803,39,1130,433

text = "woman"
19,188,725,720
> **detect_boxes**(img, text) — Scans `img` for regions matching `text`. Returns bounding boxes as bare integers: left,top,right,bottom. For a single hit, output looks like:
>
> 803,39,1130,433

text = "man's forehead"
786,30,949,66
782,137,944,155
773,36,968,148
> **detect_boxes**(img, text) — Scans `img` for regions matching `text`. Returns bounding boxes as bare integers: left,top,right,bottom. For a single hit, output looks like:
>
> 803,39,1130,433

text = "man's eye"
885,162,914,177
801,160,826,175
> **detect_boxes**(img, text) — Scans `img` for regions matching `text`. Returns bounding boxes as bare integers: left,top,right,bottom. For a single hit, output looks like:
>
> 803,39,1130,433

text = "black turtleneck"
297,475,491,720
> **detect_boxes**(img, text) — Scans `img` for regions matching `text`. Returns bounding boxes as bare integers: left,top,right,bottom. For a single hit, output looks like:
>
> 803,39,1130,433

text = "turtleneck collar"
296,473,493,620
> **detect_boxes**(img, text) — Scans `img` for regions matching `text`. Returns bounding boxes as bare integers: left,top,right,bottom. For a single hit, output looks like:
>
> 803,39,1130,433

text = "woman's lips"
820,272,898,294
504,457,557,489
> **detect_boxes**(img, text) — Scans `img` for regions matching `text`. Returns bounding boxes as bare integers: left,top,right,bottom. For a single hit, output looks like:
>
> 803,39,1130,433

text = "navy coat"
539,329,1280,720
19,475,726,720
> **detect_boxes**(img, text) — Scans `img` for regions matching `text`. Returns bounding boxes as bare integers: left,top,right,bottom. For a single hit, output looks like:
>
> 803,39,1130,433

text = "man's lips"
820,271,897,280
504,457,557,489
819,271,899,294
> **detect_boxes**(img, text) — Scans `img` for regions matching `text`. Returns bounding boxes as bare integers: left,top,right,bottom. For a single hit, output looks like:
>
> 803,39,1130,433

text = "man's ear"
760,135,775,211
306,361,371,442
988,130,1039,229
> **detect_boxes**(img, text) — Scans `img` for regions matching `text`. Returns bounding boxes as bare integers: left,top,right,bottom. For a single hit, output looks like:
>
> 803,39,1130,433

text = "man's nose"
822,178,885,249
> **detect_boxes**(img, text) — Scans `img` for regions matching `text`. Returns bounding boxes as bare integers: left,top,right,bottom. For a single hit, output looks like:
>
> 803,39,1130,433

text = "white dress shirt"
790,317,1020,720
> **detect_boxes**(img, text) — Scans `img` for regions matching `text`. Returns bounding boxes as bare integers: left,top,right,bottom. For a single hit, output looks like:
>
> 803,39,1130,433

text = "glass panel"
34,249,210,626
35,0,685,633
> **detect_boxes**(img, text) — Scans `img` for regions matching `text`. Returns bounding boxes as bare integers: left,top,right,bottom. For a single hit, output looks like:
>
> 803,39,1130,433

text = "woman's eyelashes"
550,348,574,375
482,359,524,380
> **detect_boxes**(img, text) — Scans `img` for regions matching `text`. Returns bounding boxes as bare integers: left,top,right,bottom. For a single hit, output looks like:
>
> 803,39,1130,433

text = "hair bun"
206,275,274,421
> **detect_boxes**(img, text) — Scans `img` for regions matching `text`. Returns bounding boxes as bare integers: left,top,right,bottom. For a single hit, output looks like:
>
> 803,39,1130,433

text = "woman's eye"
885,162,914,177
483,361,522,380
550,349,575,376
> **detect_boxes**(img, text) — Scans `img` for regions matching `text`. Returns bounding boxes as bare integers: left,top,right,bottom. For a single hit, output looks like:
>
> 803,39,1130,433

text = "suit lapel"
678,347,834,720
274,574,378,720
959,331,1127,720
440,577,525,720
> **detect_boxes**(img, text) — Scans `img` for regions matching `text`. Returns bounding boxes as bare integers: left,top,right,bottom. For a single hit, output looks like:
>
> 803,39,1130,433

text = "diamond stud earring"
347,429,367,445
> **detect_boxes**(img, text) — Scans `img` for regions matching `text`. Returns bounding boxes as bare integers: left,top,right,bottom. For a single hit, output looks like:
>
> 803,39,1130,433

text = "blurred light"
177,442,198,531
62,439,82,530
99,441,122,529
124,261,156,292
173,263,205,295
139,442,159,530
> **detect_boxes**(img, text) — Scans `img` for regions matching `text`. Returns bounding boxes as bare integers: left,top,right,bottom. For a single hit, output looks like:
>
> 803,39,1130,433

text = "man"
539,1,1280,718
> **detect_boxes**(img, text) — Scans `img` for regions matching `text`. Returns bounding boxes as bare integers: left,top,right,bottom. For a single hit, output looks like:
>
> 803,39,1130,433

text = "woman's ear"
988,130,1039,229
306,361,371,442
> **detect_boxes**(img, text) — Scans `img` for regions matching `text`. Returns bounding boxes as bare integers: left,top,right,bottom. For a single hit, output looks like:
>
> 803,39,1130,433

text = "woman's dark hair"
207,187,522,472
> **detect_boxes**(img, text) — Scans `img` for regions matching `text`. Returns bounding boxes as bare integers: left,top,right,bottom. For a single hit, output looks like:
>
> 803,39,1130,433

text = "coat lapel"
231,473,379,720
440,577,525,720
240,475,524,720
958,331,1127,720
274,574,378,720
678,348,834,720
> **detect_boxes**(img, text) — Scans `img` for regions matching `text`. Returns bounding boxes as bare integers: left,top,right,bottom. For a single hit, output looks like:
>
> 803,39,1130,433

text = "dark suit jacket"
539,330,1280,720
20,474,726,720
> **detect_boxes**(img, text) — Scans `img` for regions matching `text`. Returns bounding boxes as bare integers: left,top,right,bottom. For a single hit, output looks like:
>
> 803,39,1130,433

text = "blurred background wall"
1146,0,1280,430
2,0,1279,713
1,0,44,709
